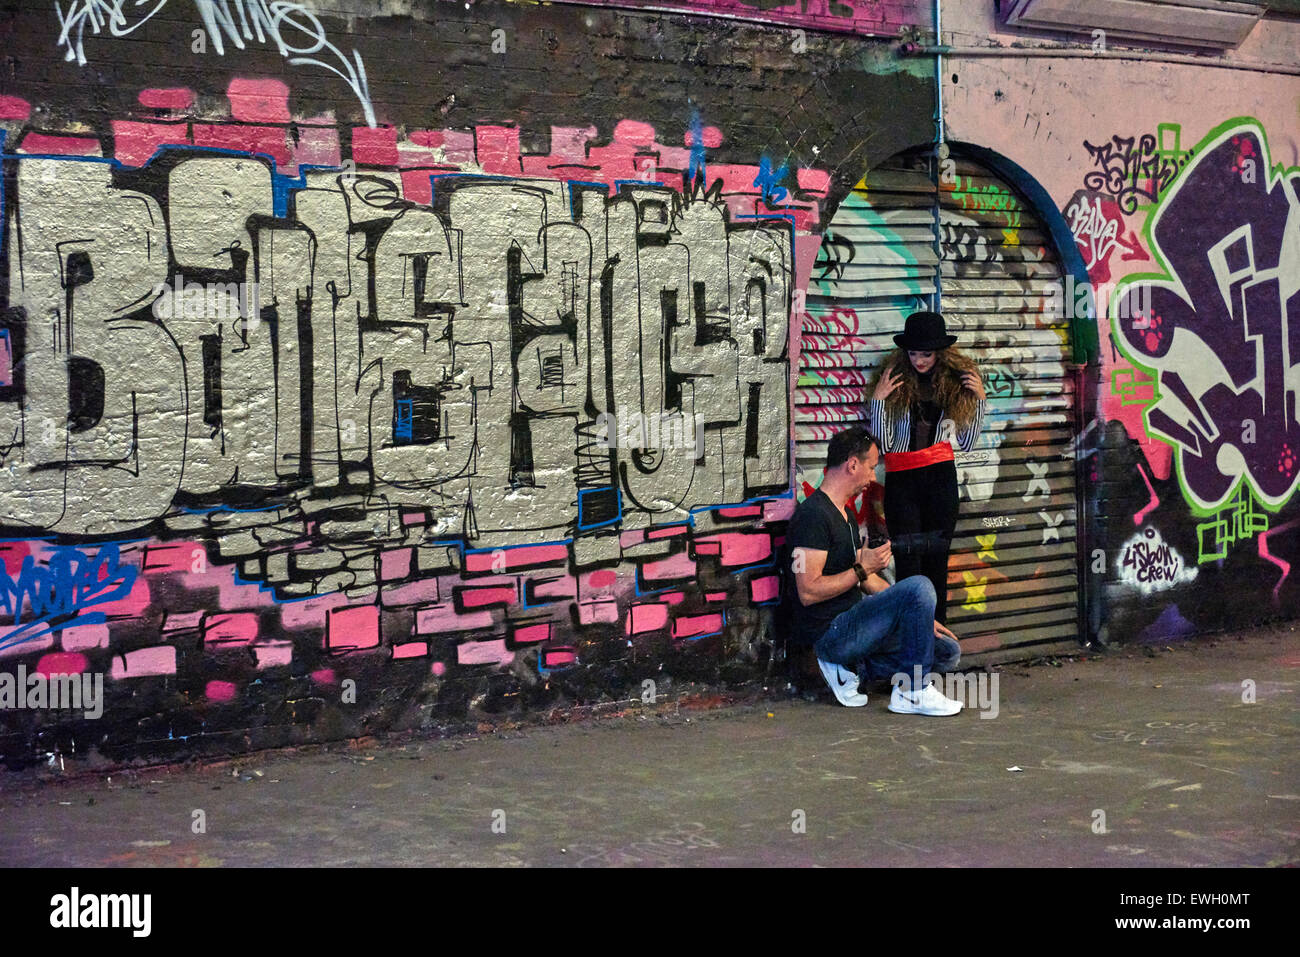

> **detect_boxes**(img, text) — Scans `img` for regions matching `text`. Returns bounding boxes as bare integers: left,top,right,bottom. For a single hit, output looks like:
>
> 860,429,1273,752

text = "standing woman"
867,311,986,625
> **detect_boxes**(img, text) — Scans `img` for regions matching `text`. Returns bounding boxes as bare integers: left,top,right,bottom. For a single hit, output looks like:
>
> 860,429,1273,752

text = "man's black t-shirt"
784,488,863,648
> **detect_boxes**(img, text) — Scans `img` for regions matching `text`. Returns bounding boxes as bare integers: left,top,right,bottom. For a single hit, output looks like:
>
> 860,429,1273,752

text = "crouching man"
786,425,964,715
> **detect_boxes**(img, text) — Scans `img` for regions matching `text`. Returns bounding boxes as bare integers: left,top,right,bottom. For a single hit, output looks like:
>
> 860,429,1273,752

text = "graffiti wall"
0,0,935,765
943,2,1300,644
559,0,928,35
1104,120,1300,623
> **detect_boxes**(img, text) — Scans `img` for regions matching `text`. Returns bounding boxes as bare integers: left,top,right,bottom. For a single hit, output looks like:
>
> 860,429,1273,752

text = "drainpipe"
933,0,944,149
931,0,944,315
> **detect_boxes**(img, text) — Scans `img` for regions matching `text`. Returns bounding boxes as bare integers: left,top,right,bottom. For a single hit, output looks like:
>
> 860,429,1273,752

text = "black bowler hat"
893,311,957,351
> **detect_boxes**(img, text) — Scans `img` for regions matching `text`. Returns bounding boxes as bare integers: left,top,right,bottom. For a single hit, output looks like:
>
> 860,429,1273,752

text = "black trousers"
883,459,960,624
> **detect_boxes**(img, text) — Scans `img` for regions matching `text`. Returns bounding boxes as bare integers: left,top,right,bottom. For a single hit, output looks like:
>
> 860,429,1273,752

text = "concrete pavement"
2,628,1297,867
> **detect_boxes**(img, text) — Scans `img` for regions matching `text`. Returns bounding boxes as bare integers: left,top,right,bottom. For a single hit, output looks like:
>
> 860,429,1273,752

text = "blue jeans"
813,576,960,682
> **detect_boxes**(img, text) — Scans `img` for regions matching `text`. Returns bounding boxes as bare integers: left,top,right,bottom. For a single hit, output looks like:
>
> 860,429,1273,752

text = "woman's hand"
961,370,986,399
873,366,902,401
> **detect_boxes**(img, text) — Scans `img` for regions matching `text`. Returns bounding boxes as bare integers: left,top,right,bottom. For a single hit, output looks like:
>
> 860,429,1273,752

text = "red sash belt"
883,442,954,473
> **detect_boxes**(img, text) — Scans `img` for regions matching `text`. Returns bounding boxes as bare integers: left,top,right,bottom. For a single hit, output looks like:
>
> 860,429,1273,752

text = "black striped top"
867,397,987,454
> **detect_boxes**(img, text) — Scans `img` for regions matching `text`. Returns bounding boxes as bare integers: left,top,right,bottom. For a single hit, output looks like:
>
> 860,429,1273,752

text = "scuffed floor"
2,630,1297,867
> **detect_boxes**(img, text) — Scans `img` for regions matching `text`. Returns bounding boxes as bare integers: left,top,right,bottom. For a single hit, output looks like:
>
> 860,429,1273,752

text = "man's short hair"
825,425,879,470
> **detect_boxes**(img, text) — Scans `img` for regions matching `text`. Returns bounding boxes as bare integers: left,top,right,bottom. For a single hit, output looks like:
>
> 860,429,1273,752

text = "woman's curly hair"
867,346,983,429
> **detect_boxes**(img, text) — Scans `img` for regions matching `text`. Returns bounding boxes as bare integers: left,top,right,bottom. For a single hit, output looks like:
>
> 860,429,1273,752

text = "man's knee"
898,575,937,609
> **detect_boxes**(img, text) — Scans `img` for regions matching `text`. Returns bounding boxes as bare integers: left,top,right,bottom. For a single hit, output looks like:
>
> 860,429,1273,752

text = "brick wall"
0,0,934,766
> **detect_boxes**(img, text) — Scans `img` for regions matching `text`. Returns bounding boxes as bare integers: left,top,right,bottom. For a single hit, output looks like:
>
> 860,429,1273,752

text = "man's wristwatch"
852,562,868,584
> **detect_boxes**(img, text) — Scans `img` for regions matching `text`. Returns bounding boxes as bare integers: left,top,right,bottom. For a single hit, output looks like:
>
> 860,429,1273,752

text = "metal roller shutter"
797,150,1083,663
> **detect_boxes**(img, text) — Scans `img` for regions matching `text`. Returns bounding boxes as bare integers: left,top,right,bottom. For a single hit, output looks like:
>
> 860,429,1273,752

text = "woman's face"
907,350,937,374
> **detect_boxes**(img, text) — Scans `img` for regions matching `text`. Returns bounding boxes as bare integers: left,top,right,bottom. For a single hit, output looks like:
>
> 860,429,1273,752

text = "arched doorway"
796,146,1086,663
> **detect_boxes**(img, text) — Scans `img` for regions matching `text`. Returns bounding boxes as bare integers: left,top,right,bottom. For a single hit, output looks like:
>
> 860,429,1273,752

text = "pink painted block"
401,169,434,205
161,611,204,634
254,641,293,669
205,680,237,703
531,576,576,600
464,543,569,572
227,78,291,123
578,600,619,625
619,530,646,547
542,647,576,668
35,652,88,676
512,622,551,644
311,668,338,685
695,532,773,567
672,613,723,639
415,605,495,633
111,645,177,678
640,551,696,581
381,577,442,607
352,126,399,165
440,129,476,164
112,120,192,167
764,498,796,522
662,592,685,605
18,133,100,156
380,548,413,581
0,630,53,658
521,155,605,180
395,140,443,169
402,509,429,526
0,95,30,120
750,575,780,603
431,661,447,676
647,525,689,540
294,125,341,169
204,613,259,647
0,331,10,388
280,592,349,629
90,575,151,620
719,505,762,519
541,126,596,163
0,542,31,576
458,585,516,609
392,641,427,659
456,638,514,666
144,542,201,574
327,605,380,651
626,603,669,635
192,124,291,168
475,125,521,174
60,623,110,651
705,591,728,602
796,167,833,196
409,130,444,149
139,88,195,110
709,162,765,198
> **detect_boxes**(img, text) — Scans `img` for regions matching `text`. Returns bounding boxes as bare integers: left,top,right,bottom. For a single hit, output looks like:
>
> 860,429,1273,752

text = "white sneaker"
888,680,962,716
817,658,869,707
